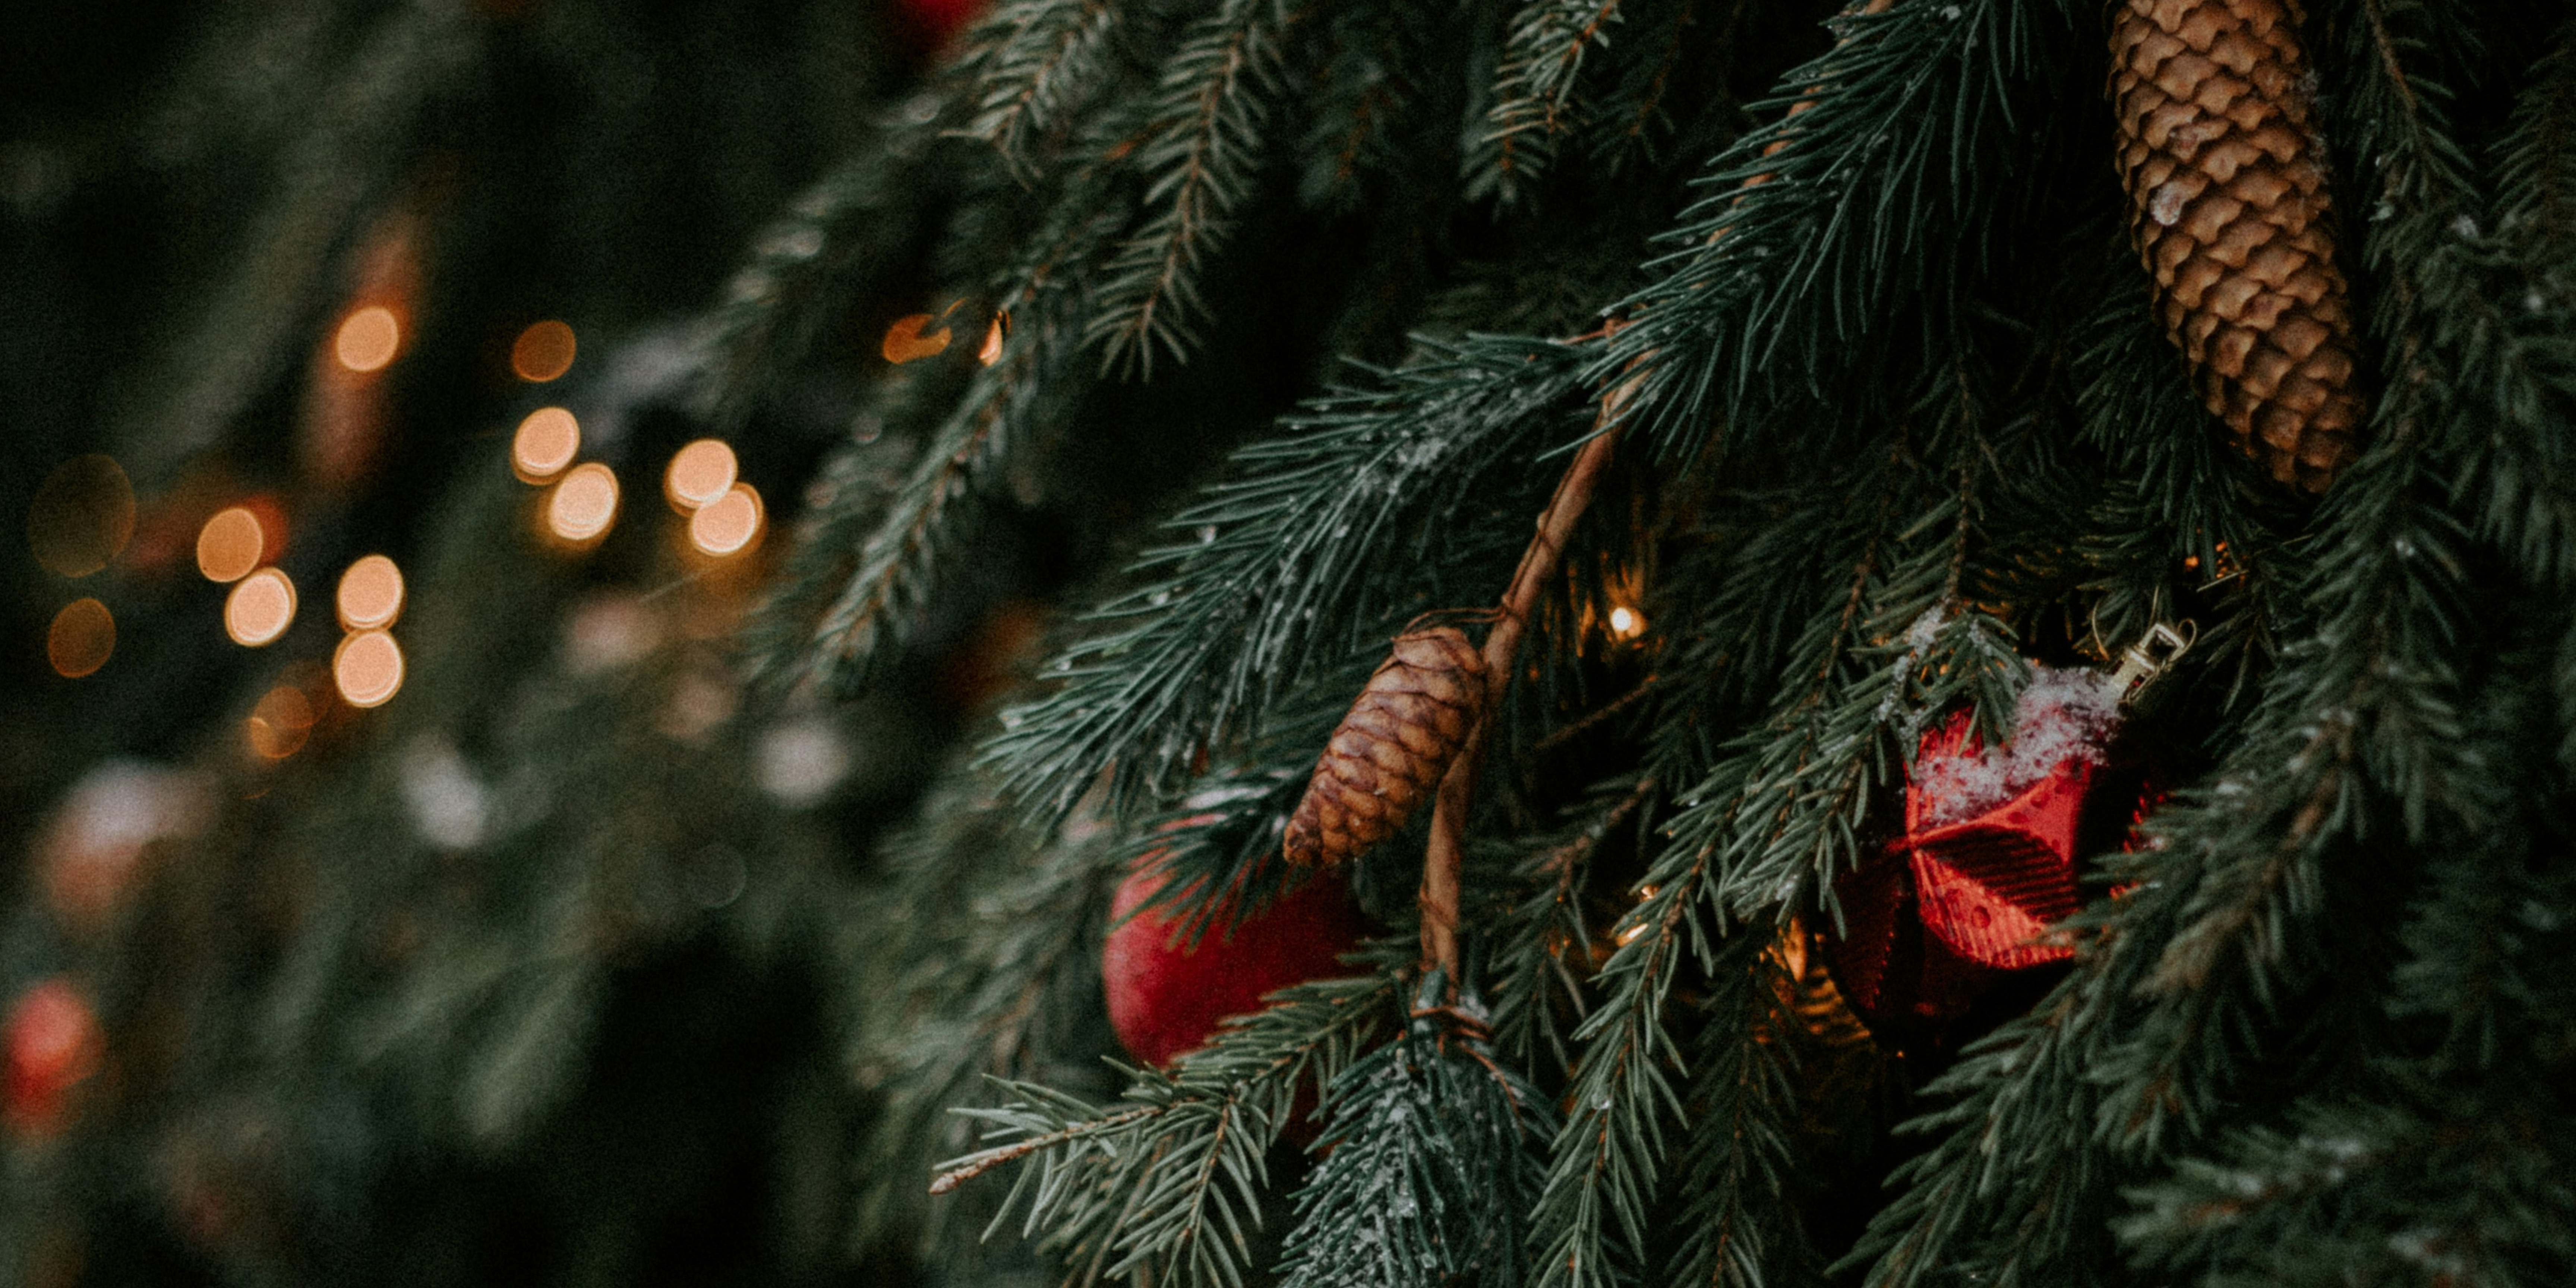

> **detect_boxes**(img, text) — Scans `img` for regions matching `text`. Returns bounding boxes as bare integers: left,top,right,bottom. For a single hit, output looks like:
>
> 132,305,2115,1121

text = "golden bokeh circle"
245,684,316,759
510,320,577,382
547,463,620,543
337,555,405,630
224,568,298,647
512,408,581,482
47,599,116,678
195,507,268,583
664,439,737,511
334,306,402,373
333,629,405,708
688,483,764,557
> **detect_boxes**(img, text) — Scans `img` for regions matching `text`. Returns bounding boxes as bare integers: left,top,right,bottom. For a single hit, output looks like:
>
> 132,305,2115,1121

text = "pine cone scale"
1283,626,1484,867
2112,0,2366,492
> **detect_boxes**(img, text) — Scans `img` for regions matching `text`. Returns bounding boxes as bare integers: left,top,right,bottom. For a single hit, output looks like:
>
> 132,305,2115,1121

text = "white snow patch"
1912,665,2121,826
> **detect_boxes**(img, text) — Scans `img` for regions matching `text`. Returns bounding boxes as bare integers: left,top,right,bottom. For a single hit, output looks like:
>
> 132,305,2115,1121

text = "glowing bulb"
334,306,401,373
1616,923,1647,946
513,408,581,482
547,463,620,543
337,555,404,630
47,599,115,678
664,439,737,511
195,507,267,582
334,629,405,708
978,313,1007,366
1608,606,1644,640
880,313,951,363
688,483,764,556
224,568,297,646
510,320,577,382
245,684,316,759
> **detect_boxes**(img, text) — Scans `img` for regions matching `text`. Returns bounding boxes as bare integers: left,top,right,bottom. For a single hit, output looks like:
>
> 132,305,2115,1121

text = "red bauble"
6,978,102,1136
896,0,985,52
1104,861,1366,1068
1827,676,2154,1041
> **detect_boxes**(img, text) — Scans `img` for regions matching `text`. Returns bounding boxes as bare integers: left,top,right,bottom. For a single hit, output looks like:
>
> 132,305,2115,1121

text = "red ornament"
896,0,985,53
7,978,102,1137
1826,669,2156,1039
1104,859,1367,1068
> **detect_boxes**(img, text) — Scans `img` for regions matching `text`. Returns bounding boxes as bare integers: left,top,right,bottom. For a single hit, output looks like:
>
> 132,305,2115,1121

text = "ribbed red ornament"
1102,861,1365,1069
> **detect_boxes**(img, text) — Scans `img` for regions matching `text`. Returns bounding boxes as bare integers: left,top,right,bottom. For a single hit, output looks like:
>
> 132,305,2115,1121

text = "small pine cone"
2111,0,2367,493
1283,627,1485,867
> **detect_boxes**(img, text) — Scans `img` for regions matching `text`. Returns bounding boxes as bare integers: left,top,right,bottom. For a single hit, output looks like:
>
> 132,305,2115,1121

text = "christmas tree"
7,0,2573,1285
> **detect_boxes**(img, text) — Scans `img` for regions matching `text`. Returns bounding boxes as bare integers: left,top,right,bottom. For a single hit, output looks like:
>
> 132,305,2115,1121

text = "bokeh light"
334,629,405,708
688,483,764,557
244,684,316,760
334,306,402,373
1608,606,1644,640
546,463,620,543
978,313,1007,366
28,455,136,578
512,407,581,482
47,599,115,678
224,568,297,646
881,313,950,363
195,507,268,583
510,320,577,382
664,439,737,511
337,555,405,630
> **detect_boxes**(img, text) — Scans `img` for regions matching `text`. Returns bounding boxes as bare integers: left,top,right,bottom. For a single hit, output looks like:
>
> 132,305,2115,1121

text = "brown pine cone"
1283,626,1485,867
2111,0,2367,493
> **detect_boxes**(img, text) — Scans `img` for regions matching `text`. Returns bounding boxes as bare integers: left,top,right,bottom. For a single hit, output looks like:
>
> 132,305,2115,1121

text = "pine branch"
961,0,1128,177
1276,997,1557,1288
933,973,1395,1288
985,335,1592,821
1086,0,1300,376
1661,929,1807,1288
1469,0,1626,203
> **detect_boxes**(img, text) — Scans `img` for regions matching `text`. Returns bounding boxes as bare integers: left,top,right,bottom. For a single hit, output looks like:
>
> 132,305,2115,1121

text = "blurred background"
1,1,1001,1283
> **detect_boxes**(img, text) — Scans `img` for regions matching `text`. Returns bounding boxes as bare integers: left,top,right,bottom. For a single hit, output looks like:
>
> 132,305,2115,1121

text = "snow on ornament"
6,979,103,1137
1102,855,1366,1069
1825,624,2190,1044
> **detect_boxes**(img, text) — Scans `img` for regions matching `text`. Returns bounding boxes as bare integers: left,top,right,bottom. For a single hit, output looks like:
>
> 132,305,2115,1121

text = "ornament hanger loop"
2108,620,2195,704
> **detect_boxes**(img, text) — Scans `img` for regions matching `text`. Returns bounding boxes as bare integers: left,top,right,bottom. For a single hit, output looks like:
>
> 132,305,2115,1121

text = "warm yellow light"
664,439,737,511
245,684,316,760
688,483,764,556
512,408,581,482
47,599,115,678
1608,606,1644,640
510,320,577,382
334,306,401,373
547,463,620,543
337,555,405,630
333,629,405,708
978,313,1007,366
1616,923,1647,946
224,568,297,646
195,507,266,583
881,313,951,364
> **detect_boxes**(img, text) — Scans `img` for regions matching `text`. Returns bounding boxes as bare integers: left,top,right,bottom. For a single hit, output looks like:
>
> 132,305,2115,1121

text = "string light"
512,408,581,482
510,320,577,382
27,455,135,578
881,312,951,363
333,629,405,708
1608,606,1645,640
244,683,316,760
336,555,404,630
334,306,401,373
546,463,620,543
195,506,267,582
688,483,764,556
224,568,297,646
46,599,114,678
664,439,737,511
978,313,1008,366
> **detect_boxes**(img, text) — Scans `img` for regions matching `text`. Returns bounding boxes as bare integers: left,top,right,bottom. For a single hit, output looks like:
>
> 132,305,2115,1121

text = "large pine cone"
1283,627,1484,867
2111,0,2366,493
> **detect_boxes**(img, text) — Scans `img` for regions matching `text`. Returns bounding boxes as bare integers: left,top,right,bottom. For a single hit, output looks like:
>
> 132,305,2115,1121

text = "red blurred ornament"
1825,631,2189,1042
6,979,103,1137
896,0,985,52
1104,859,1367,1069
